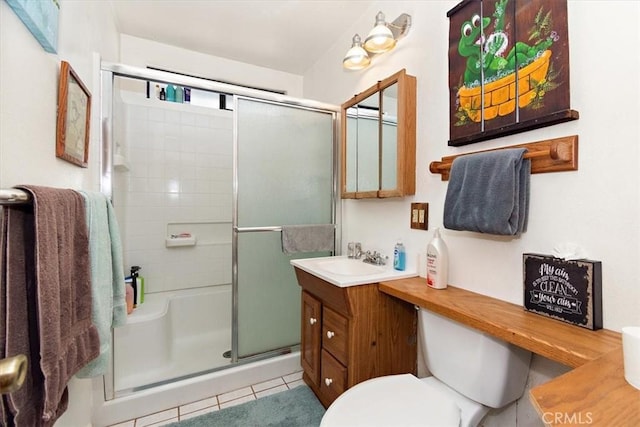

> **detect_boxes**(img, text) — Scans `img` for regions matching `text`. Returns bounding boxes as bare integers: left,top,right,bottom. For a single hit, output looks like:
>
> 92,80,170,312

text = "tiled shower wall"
113,92,233,294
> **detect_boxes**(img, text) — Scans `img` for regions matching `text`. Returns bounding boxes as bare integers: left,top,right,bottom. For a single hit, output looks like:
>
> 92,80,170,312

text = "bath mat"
167,385,325,427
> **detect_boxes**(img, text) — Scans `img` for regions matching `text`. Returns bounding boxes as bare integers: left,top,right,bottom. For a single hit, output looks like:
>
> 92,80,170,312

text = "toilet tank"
419,309,532,408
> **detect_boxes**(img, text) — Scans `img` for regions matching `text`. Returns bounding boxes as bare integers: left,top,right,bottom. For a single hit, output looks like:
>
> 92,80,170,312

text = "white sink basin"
291,256,417,287
314,257,386,276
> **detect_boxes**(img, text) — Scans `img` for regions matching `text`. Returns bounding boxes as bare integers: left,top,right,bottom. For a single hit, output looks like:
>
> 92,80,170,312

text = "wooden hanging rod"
430,135,578,181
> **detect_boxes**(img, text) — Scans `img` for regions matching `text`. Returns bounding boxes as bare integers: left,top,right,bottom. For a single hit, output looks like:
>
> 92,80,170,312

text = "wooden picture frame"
56,61,91,167
447,0,578,146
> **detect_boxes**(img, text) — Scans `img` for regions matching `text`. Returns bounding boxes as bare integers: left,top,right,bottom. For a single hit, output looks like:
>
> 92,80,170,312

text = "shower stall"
96,63,338,424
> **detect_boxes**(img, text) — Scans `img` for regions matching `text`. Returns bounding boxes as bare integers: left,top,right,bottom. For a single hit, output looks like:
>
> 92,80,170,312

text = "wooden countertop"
530,348,640,426
378,278,619,367
379,277,639,426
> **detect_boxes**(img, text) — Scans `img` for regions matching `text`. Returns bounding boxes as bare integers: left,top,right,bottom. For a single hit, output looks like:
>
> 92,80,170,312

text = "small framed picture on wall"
56,60,91,167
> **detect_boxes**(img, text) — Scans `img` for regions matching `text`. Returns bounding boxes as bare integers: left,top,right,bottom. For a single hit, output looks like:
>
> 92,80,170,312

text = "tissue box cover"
523,253,602,330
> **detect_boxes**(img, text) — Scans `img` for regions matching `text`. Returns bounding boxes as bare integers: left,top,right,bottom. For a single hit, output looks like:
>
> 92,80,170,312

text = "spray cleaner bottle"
426,228,448,289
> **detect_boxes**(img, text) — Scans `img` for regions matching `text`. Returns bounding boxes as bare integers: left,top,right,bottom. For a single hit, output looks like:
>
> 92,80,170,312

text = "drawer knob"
325,378,333,387
309,317,317,325
326,331,335,339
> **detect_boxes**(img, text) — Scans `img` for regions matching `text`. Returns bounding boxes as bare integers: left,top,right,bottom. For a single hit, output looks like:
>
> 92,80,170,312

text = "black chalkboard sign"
523,253,602,330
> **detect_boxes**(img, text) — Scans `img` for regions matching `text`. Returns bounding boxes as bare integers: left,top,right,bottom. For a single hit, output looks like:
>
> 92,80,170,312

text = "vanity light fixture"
343,11,412,71
342,34,371,70
364,11,396,53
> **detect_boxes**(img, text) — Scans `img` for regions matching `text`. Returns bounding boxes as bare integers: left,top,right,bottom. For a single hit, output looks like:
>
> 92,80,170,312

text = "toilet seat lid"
320,374,461,427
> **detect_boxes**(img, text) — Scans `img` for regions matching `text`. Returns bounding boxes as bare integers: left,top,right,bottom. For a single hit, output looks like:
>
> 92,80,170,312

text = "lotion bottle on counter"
426,228,448,289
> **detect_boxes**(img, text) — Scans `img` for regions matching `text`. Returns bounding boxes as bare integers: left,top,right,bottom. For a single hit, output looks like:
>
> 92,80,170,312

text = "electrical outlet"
410,203,428,230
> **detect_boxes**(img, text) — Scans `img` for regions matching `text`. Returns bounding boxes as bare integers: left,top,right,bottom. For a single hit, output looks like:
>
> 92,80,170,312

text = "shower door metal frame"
231,95,340,363
99,61,340,401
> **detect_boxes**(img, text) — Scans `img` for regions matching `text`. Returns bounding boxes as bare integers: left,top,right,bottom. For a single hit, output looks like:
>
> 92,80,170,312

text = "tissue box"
523,253,602,330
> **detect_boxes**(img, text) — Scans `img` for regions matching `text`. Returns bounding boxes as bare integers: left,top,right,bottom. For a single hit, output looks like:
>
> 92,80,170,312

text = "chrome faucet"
362,250,388,266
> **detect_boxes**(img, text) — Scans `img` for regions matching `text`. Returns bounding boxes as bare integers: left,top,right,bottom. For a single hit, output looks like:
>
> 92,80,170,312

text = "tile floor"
108,370,305,427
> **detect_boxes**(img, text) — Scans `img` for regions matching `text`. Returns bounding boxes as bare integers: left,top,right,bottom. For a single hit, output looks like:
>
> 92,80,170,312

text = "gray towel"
281,224,335,254
443,148,530,236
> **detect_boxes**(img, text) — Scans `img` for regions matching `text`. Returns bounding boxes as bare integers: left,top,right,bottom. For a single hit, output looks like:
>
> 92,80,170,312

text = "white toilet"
320,308,532,427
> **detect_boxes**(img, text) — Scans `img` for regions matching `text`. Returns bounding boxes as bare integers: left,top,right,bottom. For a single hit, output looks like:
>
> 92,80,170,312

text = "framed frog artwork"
447,0,578,146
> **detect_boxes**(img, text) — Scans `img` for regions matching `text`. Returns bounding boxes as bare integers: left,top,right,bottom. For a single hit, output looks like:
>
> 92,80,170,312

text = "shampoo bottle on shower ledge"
426,228,448,289
166,84,176,102
125,280,134,314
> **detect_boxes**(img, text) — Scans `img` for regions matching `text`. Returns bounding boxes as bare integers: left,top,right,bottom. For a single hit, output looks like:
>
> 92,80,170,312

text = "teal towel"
76,192,127,378
444,148,530,236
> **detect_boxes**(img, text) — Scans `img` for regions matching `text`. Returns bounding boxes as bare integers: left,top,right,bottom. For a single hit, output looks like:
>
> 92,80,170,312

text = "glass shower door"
234,97,335,359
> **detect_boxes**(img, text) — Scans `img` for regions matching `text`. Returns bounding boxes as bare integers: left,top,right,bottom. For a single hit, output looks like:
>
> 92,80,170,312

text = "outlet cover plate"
411,203,428,230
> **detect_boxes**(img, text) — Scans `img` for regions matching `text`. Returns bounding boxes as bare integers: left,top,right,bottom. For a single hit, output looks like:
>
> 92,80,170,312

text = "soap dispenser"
393,239,406,271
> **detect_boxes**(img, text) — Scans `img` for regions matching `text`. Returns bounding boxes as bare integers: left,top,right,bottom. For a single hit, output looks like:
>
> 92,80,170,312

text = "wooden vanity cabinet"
295,268,417,408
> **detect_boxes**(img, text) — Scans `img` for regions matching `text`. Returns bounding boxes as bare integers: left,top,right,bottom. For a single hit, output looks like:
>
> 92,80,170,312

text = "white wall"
304,1,640,425
0,1,121,425
0,0,119,190
119,34,305,98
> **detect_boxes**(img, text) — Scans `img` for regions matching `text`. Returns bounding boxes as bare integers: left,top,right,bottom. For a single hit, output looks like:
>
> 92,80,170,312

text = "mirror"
381,83,398,191
348,92,379,194
341,69,416,198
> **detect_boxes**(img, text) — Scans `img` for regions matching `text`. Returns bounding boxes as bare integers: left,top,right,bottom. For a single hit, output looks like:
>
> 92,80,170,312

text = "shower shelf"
430,135,578,181
113,154,130,171
165,236,196,247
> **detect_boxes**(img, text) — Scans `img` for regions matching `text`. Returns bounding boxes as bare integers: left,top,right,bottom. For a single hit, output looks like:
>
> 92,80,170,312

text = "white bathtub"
94,285,302,426
113,285,232,392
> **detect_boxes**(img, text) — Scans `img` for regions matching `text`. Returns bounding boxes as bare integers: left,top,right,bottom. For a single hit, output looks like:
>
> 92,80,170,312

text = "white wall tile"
115,97,234,293
164,109,181,125
180,111,197,126
148,107,165,123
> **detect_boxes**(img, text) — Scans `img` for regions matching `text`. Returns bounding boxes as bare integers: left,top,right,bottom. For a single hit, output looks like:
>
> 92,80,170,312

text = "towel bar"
0,188,31,205
430,135,578,181
234,225,336,233
234,226,283,233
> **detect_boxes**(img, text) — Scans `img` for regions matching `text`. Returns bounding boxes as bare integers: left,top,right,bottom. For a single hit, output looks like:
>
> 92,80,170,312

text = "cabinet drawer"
322,306,348,365
320,349,347,403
